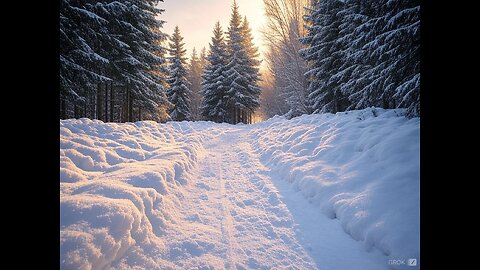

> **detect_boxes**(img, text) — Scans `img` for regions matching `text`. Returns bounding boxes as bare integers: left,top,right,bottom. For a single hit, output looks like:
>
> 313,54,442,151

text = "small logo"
407,258,417,266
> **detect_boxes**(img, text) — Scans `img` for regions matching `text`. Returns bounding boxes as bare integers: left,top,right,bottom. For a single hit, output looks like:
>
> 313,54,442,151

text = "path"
162,127,387,269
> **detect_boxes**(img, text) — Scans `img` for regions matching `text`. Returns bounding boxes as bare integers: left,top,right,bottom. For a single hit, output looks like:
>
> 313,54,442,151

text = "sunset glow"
159,0,267,69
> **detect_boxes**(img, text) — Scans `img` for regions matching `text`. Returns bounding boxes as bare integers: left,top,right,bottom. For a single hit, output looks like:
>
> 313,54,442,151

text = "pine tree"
187,48,203,121
60,0,110,119
301,0,420,117
375,0,420,116
300,0,348,114
103,0,169,122
167,26,192,121
224,0,261,124
60,0,169,121
240,16,262,123
201,22,228,122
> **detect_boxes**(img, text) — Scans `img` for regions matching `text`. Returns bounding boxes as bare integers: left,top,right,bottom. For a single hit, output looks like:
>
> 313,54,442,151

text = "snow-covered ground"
60,108,419,269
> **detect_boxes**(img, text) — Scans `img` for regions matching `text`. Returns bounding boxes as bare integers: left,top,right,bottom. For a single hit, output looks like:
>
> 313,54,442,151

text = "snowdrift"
60,119,218,269
251,108,420,264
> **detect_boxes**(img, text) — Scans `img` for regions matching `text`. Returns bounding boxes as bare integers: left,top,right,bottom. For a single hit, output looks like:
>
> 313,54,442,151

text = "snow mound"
250,108,420,265
60,119,215,269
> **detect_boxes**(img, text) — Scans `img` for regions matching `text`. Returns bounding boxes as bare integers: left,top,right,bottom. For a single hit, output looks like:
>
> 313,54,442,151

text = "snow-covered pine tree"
60,0,169,121
60,0,110,119
102,0,169,122
376,0,420,117
327,0,420,117
201,22,228,123
167,26,192,121
224,0,261,124
300,0,348,114
240,16,262,124
187,48,203,121
332,0,370,113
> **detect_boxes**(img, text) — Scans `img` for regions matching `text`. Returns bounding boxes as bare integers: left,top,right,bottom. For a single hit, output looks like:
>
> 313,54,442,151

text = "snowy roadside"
251,108,420,267
60,119,219,269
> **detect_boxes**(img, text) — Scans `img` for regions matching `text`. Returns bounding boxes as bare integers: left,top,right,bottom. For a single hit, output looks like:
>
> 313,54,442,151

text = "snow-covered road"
162,128,387,269
60,108,419,269
164,128,317,268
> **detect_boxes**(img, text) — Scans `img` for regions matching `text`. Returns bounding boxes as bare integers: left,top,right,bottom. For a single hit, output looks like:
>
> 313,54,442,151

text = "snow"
60,108,419,269
251,108,420,266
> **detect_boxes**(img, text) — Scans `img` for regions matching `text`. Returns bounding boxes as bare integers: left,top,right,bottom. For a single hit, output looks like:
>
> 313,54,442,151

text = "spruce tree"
240,16,262,123
224,0,261,124
301,0,420,117
60,0,169,121
60,0,110,119
167,26,192,121
201,22,228,122
104,0,169,121
300,0,347,114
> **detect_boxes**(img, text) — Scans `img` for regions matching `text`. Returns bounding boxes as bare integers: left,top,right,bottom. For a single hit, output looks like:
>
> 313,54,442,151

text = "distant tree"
167,26,192,121
199,47,208,71
187,48,203,121
201,22,228,122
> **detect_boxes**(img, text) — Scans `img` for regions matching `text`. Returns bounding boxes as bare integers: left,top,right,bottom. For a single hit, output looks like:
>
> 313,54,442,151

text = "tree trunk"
237,108,240,124
74,103,78,119
60,96,66,119
105,82,109,122
128,90,133,122
123,86,128,122
233,107,237,124
138,106,142,121
96,83,103,121
89,90,93,119
110,81,114,122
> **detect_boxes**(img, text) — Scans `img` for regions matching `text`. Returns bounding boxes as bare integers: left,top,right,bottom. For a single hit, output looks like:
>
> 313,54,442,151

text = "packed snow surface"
60,108,419,269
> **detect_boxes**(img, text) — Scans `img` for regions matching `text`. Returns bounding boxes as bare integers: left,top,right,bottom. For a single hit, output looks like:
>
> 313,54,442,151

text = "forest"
60,0,420,123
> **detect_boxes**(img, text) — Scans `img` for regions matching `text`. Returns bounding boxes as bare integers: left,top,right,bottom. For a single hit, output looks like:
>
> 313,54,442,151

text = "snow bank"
250,108,420,266
60,119,216,269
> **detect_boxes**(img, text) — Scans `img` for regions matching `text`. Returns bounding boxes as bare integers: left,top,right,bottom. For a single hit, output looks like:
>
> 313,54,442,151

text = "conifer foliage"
167,26,192,121
202,22,229,123
202,1,261,124
223,1,261,124
300,0,420,117
60,0,169,121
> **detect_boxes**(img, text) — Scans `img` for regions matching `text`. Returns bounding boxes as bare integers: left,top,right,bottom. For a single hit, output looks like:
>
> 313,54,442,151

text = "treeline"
261,0,420,118
60,0,261,124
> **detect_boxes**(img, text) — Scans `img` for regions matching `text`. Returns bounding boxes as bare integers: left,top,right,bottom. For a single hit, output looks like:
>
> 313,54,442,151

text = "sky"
158,0,267,70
